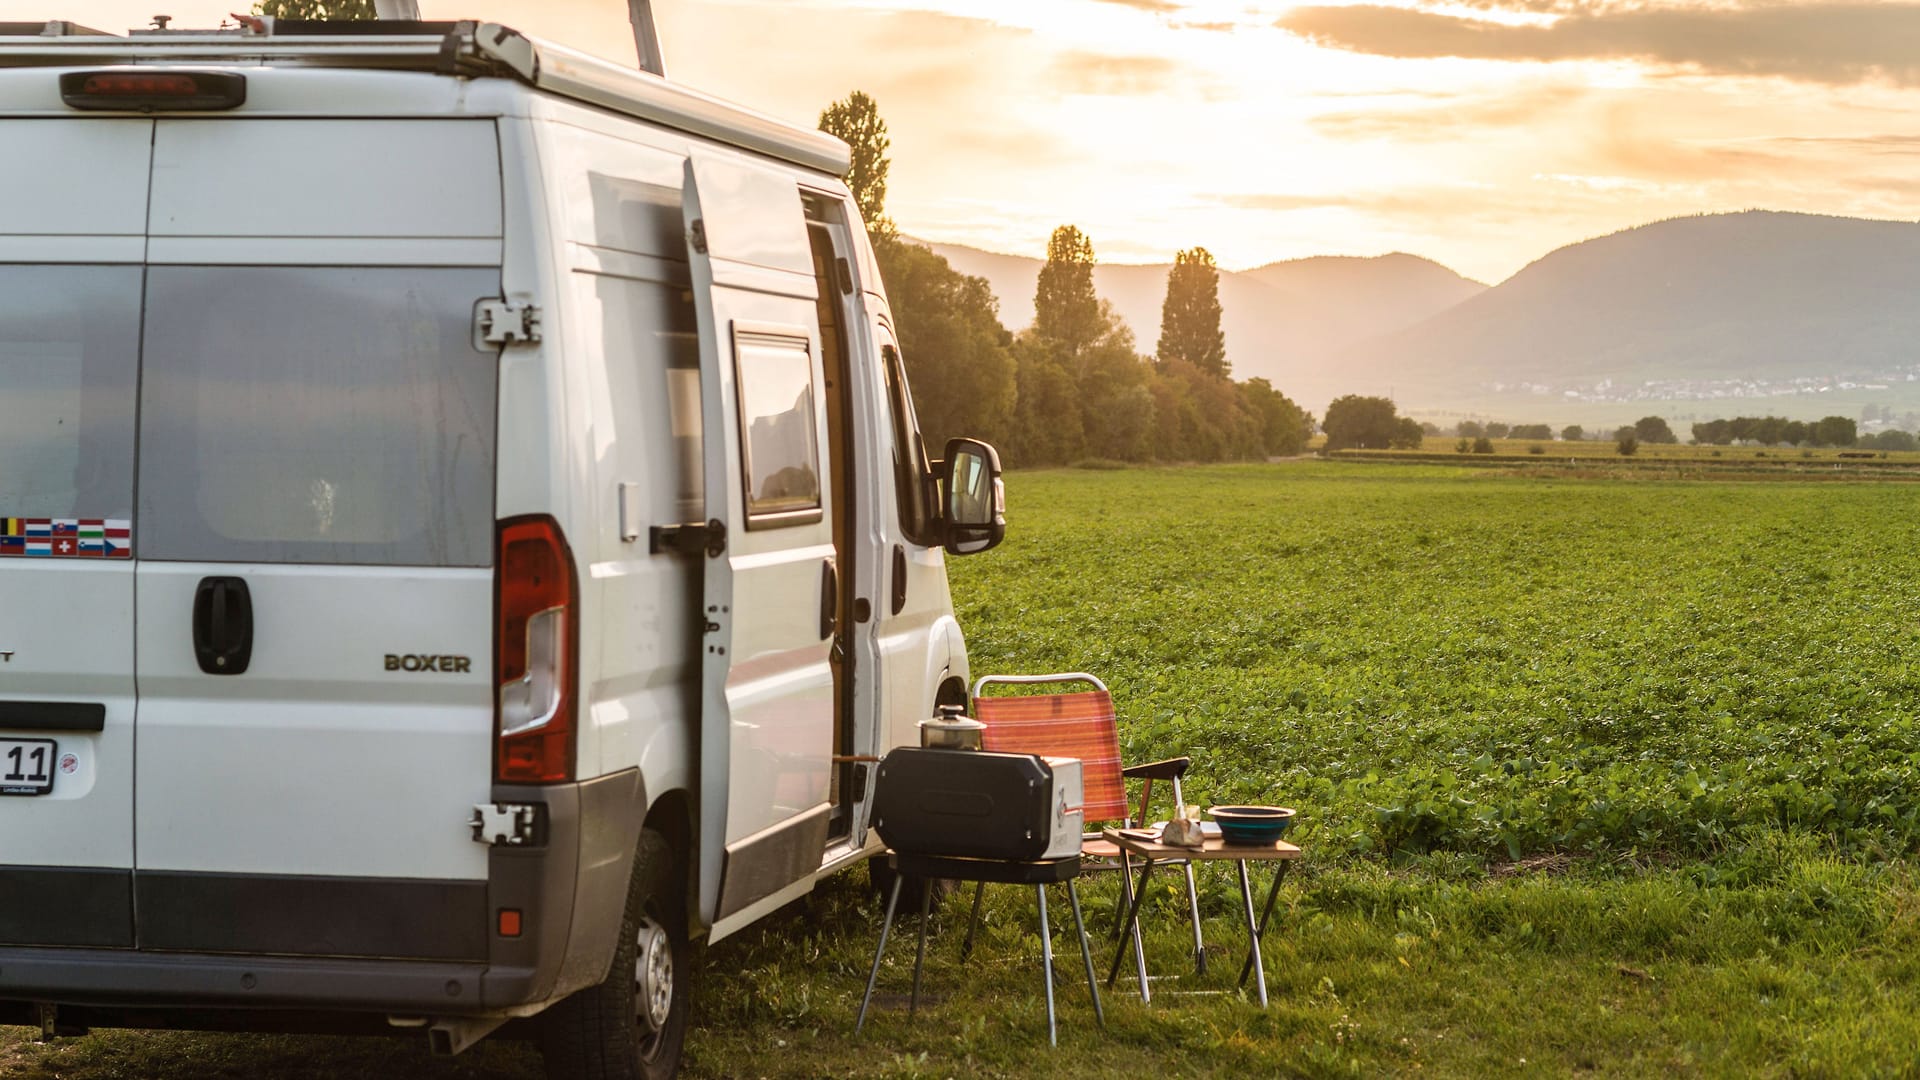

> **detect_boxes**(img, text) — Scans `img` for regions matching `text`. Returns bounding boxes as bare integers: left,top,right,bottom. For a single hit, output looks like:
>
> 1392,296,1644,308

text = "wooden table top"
1101,827,1301,862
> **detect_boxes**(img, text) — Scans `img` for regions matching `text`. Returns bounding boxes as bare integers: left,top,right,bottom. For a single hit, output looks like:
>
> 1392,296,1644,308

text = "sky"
13,0,1920,282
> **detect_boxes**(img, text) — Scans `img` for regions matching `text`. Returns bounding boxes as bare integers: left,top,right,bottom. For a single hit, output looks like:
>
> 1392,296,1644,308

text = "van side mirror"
940,437,1005,556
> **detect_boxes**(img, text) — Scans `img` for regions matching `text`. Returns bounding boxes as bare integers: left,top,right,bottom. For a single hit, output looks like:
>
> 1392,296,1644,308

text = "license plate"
0,738,56,796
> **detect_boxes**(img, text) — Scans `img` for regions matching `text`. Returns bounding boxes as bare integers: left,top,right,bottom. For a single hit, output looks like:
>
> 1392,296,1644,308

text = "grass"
10,461,1920,1076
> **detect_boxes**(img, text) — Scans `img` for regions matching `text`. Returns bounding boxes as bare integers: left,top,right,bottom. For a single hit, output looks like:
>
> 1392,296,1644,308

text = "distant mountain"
913,238,1486,409
1340,211,1920,411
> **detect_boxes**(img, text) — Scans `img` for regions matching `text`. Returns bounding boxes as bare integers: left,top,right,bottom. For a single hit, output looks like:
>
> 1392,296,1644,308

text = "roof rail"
0,20,851,177
0,20,111,36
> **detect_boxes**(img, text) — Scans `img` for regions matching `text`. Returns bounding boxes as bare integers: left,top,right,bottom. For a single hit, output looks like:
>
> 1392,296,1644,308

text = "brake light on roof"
59,70,246,111
495,516,578,784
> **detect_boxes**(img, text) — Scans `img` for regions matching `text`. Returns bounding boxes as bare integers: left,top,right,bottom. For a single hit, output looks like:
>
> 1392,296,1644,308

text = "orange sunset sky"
10,0,1920,282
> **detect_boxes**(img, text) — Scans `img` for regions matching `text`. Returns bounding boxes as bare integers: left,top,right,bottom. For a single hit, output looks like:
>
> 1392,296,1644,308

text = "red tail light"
495,516,577,783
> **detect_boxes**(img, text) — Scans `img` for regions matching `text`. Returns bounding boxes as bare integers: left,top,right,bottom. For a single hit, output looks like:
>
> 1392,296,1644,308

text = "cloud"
1051,50,1186,94
1311,83,1590,139
1088,0,1184,10
1278,3,1920,86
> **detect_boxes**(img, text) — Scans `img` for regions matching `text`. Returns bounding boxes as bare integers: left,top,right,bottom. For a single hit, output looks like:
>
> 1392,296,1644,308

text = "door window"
137,266,498,566
733,328,822,525
0,265,141,534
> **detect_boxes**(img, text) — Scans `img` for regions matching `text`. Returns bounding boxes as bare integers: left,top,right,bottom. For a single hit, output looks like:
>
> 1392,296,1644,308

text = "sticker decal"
0,518,131,559
59,753,79,775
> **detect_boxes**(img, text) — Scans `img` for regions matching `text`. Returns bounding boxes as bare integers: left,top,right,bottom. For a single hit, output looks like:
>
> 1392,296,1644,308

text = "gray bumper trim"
0,945,487,1012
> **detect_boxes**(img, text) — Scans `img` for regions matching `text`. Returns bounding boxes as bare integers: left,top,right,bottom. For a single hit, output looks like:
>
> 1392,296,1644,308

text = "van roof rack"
0,19,851,177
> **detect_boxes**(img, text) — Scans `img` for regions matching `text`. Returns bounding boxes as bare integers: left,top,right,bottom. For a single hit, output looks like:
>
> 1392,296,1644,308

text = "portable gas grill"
856,746,1102,1045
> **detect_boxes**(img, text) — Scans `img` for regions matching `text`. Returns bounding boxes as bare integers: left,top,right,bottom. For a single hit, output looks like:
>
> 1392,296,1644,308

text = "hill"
915,238,1486,408
1340,211,1920,413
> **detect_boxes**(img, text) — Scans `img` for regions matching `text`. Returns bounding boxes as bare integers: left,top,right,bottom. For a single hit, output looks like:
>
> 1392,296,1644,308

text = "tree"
1781,420,1809,446
1560,424,1584,442
1634,416,1677,444
1472,437,1495,454
1322,395,1401,451
1510,423,1552,440
1874,429,1917,452
1693,419,1733,445
1033,226,1103,360
1457,421,1484,439
872,239,1017,451
1390,416,1424,450
254,0,373,14
1156,247,1227,378
1813,415,1857,447
818,91,894,240
1617,433,1639,456
1241,378,1312,456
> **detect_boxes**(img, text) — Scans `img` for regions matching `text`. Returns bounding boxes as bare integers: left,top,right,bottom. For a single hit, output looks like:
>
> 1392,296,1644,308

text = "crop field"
10,461,1920,1077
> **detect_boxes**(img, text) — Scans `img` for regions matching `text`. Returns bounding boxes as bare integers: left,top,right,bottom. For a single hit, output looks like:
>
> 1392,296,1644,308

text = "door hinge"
469,803,543,846
649,518,727,558
476,300,542,346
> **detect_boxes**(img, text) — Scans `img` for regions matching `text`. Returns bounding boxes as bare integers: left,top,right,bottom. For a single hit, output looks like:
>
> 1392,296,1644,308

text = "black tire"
542,829,691,1080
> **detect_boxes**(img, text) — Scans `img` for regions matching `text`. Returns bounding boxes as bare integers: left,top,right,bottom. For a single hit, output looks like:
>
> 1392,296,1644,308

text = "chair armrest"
1122,757,1191,781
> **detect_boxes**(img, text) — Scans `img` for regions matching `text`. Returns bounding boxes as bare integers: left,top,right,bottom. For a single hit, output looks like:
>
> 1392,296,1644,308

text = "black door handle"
193,576,254,676
890,545,908,616
819,560,838,641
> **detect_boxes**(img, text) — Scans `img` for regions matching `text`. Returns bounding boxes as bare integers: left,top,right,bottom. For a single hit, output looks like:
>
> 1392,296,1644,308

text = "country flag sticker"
0,515,133,559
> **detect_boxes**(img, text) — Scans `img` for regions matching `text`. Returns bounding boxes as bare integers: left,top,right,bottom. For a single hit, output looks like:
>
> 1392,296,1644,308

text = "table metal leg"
1036,883,1057,1047
855,875,905,1035
1182,860,1207,975
1105,859,1156,1003
908,877,932,1016
960,879,987,963
1068,880,1104,1028
1239,861,1289,989
1234,860,1268,1008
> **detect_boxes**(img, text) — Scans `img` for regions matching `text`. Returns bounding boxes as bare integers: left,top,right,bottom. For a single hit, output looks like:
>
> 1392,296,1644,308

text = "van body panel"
0,117,150,240
149,119,502,240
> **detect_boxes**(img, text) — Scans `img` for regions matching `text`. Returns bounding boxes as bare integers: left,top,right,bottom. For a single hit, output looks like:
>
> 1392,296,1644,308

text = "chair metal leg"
1235,860,1268,1008
1068,880,1104,1028
1183,861,1206,975
1105,859,1155,1004
908,876,932,1016
1239,861,1290,989
961,880,987,963
1036,883,1057,1047
856,875,905,1035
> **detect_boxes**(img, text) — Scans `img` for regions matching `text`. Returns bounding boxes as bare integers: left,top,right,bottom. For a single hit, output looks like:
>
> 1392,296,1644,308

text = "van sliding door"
682,152,838,935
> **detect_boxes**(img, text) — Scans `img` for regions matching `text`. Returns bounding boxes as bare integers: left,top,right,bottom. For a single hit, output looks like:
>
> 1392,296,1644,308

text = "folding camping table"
1101,829,1301,1007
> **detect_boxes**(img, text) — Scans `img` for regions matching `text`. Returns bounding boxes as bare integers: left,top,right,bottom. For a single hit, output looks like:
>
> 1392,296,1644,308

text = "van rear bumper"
0,768,647,1017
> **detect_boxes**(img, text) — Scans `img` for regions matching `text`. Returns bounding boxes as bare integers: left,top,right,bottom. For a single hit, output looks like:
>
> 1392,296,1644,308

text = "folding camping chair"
970,672,1205,1002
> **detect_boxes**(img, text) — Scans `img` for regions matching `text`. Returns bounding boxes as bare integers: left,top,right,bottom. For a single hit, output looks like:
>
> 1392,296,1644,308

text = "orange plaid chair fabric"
973,689,1129,822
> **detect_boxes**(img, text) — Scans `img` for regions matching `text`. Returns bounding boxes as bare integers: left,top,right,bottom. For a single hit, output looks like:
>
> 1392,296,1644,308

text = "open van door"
681,153,838,933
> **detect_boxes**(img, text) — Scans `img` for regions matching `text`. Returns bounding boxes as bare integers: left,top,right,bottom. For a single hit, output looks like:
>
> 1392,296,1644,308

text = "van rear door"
0,119,150,949
128,119,503,960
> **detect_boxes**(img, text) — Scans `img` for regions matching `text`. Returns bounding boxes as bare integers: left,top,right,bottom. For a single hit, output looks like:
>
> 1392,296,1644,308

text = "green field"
10,462,1920,1077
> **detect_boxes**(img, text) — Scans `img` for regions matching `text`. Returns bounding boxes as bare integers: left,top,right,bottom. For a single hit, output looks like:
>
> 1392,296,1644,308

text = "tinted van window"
139,267,497,566
0,265,140,522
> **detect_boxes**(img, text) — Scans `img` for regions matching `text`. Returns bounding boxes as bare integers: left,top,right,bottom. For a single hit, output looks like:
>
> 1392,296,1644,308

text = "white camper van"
0,14,1005,1077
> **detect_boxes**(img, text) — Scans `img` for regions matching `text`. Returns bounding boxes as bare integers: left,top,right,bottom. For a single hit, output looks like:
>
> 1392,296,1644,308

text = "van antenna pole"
629,0,665,76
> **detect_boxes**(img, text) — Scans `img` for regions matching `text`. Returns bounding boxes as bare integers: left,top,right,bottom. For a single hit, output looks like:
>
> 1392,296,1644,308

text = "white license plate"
0,738,56,796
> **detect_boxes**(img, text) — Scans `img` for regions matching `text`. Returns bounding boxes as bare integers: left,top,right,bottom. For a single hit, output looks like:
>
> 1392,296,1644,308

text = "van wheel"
542,830,690,1080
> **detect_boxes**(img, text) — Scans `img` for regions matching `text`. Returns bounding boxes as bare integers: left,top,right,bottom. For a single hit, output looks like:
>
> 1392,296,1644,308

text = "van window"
881,344,934,545
734,330,821,524
138,266,498,567
0,265,140,523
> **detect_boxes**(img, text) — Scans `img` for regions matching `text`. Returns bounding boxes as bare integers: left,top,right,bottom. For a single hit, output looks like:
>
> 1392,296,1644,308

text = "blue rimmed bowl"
1207,806,1296,845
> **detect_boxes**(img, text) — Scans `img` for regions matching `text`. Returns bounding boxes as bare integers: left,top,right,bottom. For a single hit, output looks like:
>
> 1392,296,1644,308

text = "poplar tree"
1156,246,1227,378
1032,225,1101,358
818,91,894,240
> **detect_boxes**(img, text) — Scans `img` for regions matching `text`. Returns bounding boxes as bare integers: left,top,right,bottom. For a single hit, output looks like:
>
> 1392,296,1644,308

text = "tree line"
823,93,1312,467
